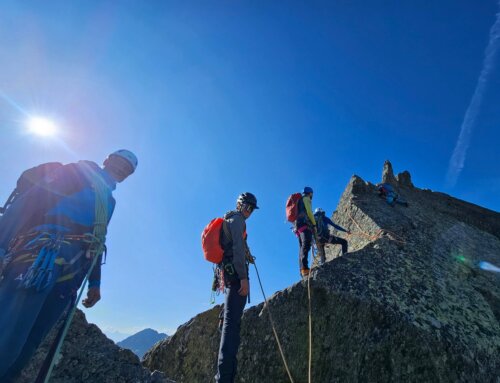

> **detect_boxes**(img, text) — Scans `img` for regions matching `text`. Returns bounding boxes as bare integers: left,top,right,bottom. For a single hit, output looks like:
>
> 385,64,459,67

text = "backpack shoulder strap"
222,219,232,241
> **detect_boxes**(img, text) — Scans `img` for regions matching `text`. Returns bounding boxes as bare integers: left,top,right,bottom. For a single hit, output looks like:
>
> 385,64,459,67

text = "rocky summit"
143,162,500,383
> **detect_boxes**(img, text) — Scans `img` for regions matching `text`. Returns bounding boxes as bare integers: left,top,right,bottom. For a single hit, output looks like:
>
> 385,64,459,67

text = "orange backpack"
285,193,302,222
201,218,226,264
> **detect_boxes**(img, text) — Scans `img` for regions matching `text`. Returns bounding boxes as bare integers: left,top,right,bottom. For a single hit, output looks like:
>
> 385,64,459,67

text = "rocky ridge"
15,310,172,383
143,162,500,382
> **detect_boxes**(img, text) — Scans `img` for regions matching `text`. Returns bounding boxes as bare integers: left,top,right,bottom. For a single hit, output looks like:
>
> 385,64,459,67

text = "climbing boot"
300,268,310,278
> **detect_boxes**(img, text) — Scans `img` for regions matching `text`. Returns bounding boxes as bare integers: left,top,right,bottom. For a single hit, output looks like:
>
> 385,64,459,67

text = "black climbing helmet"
303,186,313,194
237,192,259,209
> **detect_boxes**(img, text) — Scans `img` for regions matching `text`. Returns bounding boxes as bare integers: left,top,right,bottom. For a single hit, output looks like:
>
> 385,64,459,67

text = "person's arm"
229,214,248,281
303,197,316,226
82,254,102,308
88,254,102,288
325,217,348,233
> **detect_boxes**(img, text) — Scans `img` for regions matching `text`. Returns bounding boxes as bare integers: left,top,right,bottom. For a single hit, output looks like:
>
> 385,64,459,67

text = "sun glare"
28,116,58,137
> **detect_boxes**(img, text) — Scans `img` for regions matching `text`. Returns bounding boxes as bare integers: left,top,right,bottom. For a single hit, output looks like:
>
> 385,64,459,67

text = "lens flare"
478,261,500,273
27,117,58,137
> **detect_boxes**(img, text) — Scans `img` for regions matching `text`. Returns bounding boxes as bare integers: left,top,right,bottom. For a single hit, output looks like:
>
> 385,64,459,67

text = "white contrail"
446,3,500,188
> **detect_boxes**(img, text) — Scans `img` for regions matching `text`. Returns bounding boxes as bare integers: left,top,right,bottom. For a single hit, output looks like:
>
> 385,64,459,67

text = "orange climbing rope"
346,208,406,245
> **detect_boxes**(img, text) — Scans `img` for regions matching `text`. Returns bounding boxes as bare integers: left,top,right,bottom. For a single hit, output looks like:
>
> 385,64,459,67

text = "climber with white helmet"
313,207,350,264
0,150,137,381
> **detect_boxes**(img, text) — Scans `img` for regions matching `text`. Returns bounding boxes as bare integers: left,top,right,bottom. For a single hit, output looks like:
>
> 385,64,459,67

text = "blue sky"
1,1,499,340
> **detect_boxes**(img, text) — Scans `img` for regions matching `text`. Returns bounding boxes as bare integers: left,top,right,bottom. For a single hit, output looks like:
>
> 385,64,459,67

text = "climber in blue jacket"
313,208,350,264
0,150,137,382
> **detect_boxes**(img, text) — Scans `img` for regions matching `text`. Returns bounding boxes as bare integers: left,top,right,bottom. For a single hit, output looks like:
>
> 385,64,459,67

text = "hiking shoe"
300,268,310,278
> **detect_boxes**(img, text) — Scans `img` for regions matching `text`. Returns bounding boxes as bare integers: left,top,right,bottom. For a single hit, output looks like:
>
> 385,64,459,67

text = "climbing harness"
21,233,67,291
253,259,295,383
39,172,110,383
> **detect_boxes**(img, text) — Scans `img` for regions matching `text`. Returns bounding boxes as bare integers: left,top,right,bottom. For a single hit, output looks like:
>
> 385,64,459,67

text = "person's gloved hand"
82,287,101,308
238,279,249,297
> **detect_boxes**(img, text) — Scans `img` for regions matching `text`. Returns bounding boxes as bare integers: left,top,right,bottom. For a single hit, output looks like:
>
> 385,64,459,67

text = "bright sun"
27,117,58,137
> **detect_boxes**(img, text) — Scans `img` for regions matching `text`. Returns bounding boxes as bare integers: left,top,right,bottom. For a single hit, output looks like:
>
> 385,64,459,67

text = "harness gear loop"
253,260,295,383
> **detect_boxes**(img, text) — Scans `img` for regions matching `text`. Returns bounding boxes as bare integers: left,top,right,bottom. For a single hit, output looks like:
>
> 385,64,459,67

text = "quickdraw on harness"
210,265,225,304
20,232,71,291
210,247,254,305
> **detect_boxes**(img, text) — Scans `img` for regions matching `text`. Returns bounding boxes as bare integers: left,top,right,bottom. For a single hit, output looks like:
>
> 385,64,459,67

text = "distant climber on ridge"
313,208,350,264
377,183,408,207
215,192,258,383
0,150,138,382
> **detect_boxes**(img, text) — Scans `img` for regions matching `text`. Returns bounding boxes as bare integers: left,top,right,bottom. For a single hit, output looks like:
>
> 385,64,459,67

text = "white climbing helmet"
109,149,138,172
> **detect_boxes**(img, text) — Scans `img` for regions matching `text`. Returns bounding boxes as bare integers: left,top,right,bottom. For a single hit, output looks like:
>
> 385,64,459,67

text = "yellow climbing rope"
253,260,295,383
307,234,322,383
346,208,406,245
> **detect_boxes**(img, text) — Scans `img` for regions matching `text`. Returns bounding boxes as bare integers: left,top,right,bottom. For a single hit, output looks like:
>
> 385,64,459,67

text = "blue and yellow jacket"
0,161,115,290
295,195,316,230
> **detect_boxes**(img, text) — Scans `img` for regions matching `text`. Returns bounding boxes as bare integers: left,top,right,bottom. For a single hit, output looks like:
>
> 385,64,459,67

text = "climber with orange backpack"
286,187,318,278
201,192,258,383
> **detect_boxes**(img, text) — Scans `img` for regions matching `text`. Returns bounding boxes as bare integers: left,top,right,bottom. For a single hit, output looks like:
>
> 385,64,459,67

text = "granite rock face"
14,309,173,383
144,162,500,383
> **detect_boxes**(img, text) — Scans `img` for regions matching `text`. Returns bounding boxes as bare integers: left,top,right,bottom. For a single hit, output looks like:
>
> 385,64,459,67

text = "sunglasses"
243,204,254,213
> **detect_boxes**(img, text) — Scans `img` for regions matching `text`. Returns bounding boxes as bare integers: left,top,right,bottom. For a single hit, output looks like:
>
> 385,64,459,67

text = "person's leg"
297,234,303,271
0,266,51,380
317,242,326,264
299,229,312,271
5,289,71,381
215,280,247,383
328,236,348,255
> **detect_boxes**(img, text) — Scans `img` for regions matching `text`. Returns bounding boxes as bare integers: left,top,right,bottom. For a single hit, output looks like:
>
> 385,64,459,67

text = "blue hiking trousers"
0,242,82,381
0,275,72,381
215,279,247,383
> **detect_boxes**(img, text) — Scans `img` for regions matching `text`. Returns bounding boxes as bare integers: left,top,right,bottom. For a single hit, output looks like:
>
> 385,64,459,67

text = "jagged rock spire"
382,161,414,188
381,160,397,185
396,170,414,188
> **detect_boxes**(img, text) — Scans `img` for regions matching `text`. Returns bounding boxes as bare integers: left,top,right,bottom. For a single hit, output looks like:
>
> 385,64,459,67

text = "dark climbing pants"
318,236,348,263
0,244,79,383
298,228,313,270
215,279,247,383
0,275,71,382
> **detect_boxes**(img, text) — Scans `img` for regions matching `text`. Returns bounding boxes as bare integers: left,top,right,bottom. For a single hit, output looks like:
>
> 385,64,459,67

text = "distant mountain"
117,328,168,359
103,330,132,343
